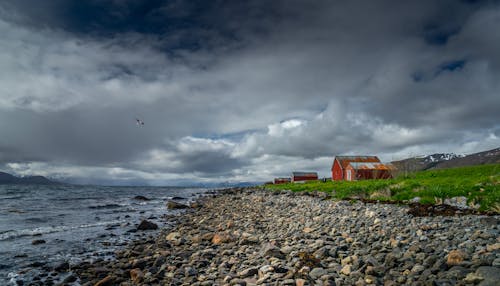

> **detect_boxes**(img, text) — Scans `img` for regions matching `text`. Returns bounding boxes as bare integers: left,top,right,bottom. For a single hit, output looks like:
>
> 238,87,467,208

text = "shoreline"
53,188,500,285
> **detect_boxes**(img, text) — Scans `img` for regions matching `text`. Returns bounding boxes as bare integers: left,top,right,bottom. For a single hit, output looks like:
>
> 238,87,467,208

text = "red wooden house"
292,172,318,182
331,156,395,181
274,177,291,184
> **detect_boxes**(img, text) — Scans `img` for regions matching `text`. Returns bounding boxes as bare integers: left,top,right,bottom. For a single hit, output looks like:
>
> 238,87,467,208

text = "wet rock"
133,195,150,201
53,261,70,272
137,219,158,230
166,201,189,209
62,274,77,283
31,239,46,245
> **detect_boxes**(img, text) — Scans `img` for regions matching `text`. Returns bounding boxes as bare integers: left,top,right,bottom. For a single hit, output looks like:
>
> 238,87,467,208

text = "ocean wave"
24,217,50,223
0,220,124,241
55,197,103,201
0,196,25,200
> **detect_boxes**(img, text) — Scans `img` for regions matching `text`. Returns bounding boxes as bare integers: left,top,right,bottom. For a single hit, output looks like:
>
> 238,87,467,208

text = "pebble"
65,188,499,285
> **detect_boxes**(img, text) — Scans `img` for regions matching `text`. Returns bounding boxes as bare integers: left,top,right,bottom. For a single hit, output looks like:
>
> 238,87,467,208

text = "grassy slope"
265,164,500,211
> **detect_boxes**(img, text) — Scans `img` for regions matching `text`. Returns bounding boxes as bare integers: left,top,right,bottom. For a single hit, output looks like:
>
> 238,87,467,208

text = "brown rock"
94,275,114,286
201,232,215,241
130,268,144,284
296,278,306,286
486,243,500,252
447,250,466,266
212,232,233,244
165,232,181,241
303,227,314,233
341,265,352,275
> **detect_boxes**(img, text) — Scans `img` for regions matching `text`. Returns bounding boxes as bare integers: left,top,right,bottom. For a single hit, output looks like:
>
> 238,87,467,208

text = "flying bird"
136,118,145,126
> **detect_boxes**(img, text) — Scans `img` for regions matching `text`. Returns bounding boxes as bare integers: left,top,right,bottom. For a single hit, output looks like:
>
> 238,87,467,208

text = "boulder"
475,266,500,286
137,220,158,230
133,195,150,201
166,201,189,209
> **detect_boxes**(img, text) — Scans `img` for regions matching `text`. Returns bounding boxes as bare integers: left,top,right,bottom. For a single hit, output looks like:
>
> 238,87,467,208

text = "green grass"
264,164,500,212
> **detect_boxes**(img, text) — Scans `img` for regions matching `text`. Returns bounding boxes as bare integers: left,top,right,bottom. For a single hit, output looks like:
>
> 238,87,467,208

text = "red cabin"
292,172,318,182
332,156,394,181
274,177,291,184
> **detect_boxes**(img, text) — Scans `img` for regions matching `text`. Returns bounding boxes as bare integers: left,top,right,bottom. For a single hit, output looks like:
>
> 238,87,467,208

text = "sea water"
0,184,207,285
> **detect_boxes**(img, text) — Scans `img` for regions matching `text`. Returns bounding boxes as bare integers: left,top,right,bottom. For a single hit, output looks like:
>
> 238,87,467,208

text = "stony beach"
68,188,499,286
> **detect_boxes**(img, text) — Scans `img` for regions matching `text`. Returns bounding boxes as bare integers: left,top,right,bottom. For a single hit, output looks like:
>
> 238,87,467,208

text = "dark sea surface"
0,184,207,285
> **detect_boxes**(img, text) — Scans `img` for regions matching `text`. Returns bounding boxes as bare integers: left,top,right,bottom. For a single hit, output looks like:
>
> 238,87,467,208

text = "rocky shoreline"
63,188,498,285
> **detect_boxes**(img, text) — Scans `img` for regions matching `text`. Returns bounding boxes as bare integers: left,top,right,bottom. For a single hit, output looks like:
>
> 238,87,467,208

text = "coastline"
66,188,499,285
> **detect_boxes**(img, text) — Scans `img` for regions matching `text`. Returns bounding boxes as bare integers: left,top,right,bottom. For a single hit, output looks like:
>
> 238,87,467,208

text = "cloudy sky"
0,0,499,185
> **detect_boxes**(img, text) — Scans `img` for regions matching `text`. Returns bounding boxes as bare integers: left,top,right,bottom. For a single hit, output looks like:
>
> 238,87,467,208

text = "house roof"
292,172,318,177
333,156,381,169
347,162,396,170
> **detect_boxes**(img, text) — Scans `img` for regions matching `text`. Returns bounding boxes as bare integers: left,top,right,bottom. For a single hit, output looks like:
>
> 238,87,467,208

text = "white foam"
0,220,124,241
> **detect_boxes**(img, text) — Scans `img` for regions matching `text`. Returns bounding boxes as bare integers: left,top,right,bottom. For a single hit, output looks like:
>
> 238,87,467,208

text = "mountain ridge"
391,147,500,172
0,171,59,185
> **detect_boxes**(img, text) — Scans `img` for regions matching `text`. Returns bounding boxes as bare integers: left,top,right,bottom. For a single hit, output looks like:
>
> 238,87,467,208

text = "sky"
0,0,499,185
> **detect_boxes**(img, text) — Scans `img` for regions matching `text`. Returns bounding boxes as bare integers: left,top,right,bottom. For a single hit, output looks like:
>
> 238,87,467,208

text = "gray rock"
238,267,258,278
475,266,500,286
262,244,285,259
309,267,327,279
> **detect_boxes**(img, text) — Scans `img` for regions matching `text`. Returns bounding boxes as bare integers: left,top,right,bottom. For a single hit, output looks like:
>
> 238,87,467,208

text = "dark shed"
292,172,318,182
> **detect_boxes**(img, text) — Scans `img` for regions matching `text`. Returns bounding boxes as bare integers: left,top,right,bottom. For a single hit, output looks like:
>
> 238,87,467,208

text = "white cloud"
0,1,499,184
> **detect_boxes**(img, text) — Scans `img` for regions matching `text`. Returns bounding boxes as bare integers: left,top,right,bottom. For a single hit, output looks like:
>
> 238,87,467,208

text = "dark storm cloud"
0,0,499,184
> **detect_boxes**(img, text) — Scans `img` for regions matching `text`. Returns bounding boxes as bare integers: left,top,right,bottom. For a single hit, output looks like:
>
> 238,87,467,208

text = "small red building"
274,177,291,184
292,172,318,182
332,156,395,181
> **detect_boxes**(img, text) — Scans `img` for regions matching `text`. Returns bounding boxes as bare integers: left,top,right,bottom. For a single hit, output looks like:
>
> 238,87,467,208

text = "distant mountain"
188,181,262,188
432,147,500,169
391,147,500,172
0,171,59,185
